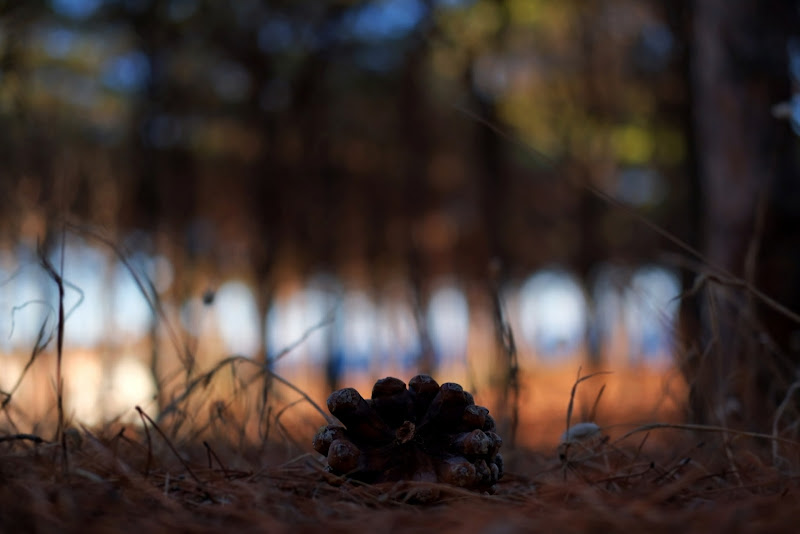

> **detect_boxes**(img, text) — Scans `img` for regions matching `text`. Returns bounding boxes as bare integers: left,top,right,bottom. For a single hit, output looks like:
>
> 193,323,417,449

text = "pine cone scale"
313,375,504,493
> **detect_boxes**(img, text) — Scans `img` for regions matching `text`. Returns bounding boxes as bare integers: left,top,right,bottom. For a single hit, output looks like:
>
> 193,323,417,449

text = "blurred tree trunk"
126,3,172,408
464,0,520,445
400,0,437,375
576,3,613,368
683,0,800,428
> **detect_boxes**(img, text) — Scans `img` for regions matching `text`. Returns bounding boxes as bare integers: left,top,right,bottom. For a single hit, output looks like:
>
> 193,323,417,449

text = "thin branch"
2,316,53,408
158,312,335,424
0,433,46,444
63,221,194,374
203,441,230,477
136,406,207,491
137,406,153,479
612,422,800,448
37,239,68,471
273,308,337,364
565,368,613,436
772,380,800,465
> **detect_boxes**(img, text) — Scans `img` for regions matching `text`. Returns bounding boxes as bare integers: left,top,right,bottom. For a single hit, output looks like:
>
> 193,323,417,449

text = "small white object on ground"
560,422,602,444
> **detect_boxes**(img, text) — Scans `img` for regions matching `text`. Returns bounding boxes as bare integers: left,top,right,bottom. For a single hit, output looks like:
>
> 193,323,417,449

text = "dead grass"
2,412,800,533
2,358,799,533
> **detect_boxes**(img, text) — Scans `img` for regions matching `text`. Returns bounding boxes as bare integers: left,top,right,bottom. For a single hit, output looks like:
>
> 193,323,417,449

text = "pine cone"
313,375,503,493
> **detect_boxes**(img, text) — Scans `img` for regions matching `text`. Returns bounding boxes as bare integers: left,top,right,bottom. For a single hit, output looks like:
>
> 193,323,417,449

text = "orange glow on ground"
1,341,687,454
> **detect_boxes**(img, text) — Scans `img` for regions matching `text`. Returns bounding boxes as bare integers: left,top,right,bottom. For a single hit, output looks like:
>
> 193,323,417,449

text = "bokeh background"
0,0,798,444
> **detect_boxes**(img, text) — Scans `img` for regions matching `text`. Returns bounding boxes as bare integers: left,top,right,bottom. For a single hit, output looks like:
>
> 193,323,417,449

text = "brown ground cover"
2,366,799,533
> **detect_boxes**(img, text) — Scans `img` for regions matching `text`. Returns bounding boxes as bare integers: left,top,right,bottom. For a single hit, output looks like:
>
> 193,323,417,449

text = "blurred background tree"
680,0,800,428
0,0,798,432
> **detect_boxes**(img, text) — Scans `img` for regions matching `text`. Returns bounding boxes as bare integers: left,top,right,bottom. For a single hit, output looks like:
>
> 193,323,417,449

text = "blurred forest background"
0,0,799,443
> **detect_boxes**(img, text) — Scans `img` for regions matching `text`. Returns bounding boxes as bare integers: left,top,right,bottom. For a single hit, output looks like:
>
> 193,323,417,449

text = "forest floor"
2,367,799,533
